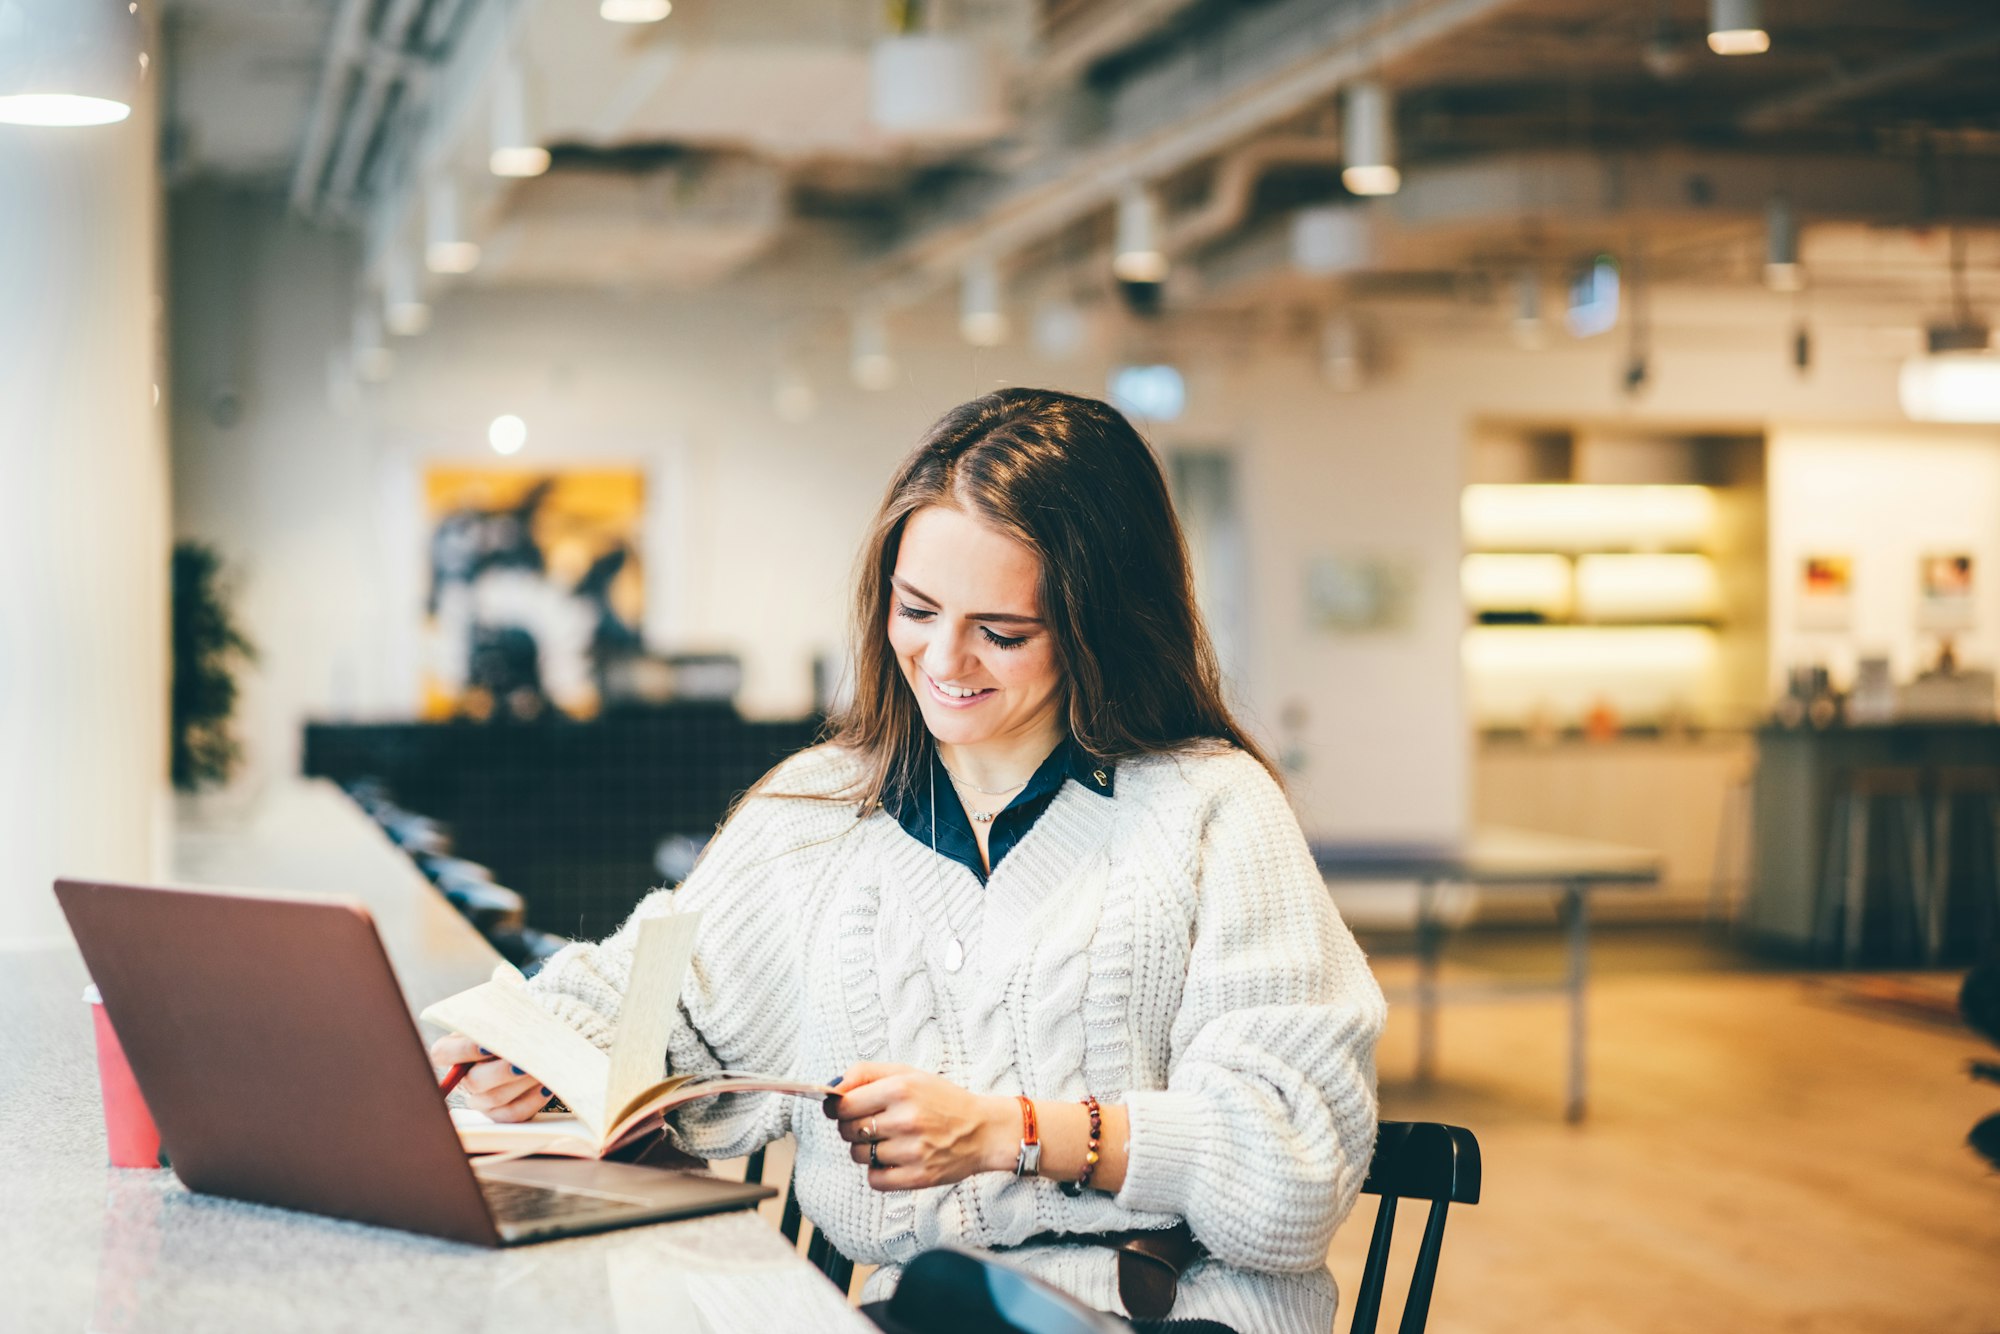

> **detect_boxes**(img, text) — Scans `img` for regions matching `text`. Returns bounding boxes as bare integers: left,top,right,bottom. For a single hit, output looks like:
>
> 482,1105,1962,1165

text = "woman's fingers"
486,1079,556,1123
429,1033,484,1069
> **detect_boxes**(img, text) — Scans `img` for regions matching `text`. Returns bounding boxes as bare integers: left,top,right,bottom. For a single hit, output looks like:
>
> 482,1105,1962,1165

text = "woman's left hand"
825,1062,1014,1191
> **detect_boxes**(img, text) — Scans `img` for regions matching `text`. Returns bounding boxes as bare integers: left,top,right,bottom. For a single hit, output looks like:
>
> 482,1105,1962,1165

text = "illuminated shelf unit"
1462,429,1767,732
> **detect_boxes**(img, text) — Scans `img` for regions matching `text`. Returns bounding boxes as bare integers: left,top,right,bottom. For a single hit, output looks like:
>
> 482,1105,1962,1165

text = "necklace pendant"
970,810,996,824
942,937,965,972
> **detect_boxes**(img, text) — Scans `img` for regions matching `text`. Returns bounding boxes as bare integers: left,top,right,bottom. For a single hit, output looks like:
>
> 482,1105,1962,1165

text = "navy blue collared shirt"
887,738,1116,883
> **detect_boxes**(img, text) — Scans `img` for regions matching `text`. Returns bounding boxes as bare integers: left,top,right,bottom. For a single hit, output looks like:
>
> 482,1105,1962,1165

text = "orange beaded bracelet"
1059,1094,1102,1197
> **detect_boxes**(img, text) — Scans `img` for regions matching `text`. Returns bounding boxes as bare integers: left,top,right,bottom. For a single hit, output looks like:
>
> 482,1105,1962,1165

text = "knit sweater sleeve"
523,747,856,1159
1113,758,1387,1272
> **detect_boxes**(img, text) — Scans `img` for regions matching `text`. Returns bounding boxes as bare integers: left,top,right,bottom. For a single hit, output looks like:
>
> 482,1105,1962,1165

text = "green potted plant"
171,542,256,792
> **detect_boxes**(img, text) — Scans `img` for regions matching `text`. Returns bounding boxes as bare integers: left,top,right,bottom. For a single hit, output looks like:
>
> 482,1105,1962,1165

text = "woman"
433,389,1386,1331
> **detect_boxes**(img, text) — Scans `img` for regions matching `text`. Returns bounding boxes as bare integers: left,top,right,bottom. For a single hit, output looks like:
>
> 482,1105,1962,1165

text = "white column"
0,74,166,945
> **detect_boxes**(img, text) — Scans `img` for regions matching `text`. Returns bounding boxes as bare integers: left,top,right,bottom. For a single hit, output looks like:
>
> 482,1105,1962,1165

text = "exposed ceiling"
159,0,2000,349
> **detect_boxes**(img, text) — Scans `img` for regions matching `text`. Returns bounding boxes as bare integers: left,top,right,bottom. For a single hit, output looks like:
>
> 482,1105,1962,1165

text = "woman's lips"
924,671,994,709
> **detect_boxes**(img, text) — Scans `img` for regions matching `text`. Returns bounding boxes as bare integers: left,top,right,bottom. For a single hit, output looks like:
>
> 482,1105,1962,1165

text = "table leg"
1416,878,1439,1087
1564,880,1589,1123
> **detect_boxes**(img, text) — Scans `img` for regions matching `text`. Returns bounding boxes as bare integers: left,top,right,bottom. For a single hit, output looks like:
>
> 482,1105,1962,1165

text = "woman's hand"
429,1033,553,1123
825,1062,1016,1191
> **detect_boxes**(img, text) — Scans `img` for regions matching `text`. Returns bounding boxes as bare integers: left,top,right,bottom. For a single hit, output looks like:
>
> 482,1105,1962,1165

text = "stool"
1928,766,2000,964
1816,766,1930,967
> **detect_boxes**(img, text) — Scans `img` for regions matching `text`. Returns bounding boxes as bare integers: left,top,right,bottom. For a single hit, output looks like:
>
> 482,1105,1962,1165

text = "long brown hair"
824,387,1274,810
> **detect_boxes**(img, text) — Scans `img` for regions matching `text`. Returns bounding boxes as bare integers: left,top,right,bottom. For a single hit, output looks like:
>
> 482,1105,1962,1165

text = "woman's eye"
980,627,1028,650
895,602,935,622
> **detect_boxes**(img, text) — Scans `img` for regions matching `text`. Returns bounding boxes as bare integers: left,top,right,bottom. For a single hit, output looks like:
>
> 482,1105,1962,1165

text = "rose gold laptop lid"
57,877,775,1245
57,878,507,1244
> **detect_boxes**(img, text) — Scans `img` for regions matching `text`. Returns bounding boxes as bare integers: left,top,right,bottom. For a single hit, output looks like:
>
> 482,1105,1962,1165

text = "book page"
605,1074,837,1146
422,978,613,1136
450,1106,602,1159
604,911,702,1117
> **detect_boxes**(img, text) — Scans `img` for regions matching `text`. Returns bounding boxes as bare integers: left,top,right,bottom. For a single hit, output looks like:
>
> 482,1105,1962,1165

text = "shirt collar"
885,736,1115,820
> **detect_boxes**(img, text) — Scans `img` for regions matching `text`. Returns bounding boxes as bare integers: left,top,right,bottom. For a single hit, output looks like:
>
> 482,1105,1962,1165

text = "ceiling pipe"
1026,0,1204,92
1740,24,2000,132
1163,137,1346,257
869,0,1514,311
287,0,372,215
320,0,430,212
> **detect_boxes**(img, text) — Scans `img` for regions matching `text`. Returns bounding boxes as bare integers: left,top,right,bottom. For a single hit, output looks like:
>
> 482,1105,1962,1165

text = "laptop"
55,877,775,1246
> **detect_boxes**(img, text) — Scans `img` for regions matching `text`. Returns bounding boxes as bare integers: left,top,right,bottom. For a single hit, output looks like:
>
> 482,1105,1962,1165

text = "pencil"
438,1059,484,1095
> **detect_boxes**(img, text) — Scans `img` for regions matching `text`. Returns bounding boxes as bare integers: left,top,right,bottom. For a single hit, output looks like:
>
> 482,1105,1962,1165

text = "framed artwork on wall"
1918,552,1975,633
421,468,646,722
1796,554,1852,633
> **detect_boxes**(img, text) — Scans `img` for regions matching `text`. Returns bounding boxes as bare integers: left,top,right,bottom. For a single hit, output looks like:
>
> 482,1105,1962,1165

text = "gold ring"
863,1118,876,1139
868,1140,881,1168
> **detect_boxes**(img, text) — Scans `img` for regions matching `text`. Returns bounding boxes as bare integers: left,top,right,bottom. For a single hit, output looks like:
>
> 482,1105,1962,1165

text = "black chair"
1347,1120,1482,1334
766,1119,1480,1332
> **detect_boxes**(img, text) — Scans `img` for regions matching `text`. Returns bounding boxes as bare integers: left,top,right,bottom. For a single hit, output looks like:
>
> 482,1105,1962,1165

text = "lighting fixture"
488,414,528,456
850,312,897,391
1511,268,1545,349
382,243,430,336
1900,332,2000,424
0,0,143,127
352,304,393,383
1341,80,1400,196
1566,255,1620,338
1707,0,1769,55
489,54,550,178
425,177,481,274
959,258,1008,346
1763,192,1802,291
773,367,816,424
1321,312,1365,392
599,0,671,21
1112,184,1169,285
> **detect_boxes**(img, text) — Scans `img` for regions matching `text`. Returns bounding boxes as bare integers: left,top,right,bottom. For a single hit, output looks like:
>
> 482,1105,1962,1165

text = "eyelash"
895,602,1030,650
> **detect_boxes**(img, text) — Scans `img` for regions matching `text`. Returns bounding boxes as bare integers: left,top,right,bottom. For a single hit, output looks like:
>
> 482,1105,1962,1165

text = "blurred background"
4,0,2000,1327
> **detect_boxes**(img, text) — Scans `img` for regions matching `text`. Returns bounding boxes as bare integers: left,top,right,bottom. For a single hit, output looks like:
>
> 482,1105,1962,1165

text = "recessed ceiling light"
600,0,671,22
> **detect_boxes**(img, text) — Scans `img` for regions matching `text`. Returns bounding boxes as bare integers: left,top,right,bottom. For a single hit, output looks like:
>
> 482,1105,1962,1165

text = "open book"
420,912,834,1159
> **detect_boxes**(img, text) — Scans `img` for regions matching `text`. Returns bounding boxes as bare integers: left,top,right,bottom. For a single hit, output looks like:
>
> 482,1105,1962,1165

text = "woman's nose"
922,626,975,679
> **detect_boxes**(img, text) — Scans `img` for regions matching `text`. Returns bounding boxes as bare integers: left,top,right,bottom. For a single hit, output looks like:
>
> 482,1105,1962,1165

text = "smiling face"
886,504,1066,763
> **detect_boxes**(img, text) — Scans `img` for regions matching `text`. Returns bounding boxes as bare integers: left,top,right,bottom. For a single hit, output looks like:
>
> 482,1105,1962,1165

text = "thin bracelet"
1013,1095,1042,1177
1059,1095,1102,1197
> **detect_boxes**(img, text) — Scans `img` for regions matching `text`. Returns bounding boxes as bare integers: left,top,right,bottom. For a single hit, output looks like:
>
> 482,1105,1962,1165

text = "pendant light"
959,258,1009,346
1763,192,1802,292
0,0,144,127
851,311,898,391
352,303,393,383
1901,231,2000,423
425,176,482,275
489,53,550,179
1341,80,1400,196
1707,0,1770,55
600,0,671,21
382,242,430,336
1112,184,1169,284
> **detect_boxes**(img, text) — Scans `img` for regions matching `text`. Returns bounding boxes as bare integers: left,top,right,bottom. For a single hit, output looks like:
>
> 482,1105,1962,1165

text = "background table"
1315,826,1662,1121
7,780,870,1333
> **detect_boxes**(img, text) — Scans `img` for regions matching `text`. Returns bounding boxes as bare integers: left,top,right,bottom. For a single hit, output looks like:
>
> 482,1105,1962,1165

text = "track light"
1341,80,1400,196
382,243,430,336
1511,268,1545,349
959,259,1009,346
1707,0,1769,55
425,177,481,274
1321,312,1366,392
600,0,671,21
851,312,897,391
0,0,143,127
352,304,393,383
1764,193,1802,292
489,54,550,178
1112,184,1169,285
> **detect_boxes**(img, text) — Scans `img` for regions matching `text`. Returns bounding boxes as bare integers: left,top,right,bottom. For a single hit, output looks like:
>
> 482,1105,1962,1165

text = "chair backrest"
1348,1121,1482,1334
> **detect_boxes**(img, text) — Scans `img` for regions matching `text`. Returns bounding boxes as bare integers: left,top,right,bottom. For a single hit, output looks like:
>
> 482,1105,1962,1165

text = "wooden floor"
1340,938,2000,1334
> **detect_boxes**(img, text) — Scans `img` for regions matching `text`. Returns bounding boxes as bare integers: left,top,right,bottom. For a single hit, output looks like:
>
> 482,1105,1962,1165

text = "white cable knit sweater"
527,742,1386,1332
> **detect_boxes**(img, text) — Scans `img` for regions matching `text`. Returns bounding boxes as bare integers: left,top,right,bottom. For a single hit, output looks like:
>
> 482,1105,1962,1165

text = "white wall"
170,195,1972,847
1768,425,2000,688
0,90,168,946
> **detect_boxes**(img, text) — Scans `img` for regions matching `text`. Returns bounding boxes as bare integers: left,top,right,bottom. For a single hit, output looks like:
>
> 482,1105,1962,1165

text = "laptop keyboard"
481,1178,643,1224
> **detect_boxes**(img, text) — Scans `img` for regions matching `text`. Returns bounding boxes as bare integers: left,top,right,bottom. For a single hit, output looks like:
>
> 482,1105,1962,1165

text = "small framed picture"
1919,552,1975,632
1797,554,1852,632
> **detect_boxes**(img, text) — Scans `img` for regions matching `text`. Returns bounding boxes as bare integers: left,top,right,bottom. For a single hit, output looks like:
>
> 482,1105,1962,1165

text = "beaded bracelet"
1058,1094,1102,1197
